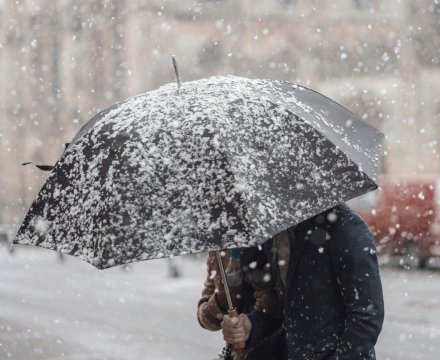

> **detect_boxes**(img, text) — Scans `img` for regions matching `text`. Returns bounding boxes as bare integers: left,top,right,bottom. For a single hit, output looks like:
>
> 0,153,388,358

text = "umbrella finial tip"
172,56,182,90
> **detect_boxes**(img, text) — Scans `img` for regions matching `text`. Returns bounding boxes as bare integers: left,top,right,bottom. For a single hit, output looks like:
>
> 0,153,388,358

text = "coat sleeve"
197,252,228,331
328,205,385,359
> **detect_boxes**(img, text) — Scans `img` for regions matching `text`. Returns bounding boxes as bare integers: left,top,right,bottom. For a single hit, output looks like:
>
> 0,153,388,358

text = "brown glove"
253,289,278,315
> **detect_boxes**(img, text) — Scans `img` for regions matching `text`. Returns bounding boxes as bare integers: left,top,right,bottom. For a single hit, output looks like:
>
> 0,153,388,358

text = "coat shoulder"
326,203,375,250
299,203,373,246
332,203,369,230
303,203,367,231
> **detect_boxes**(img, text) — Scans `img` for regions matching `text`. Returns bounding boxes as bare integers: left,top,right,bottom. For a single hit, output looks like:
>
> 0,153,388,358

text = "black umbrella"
13,75,383,269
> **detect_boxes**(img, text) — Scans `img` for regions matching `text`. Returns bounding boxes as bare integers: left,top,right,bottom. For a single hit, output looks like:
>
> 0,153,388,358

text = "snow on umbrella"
13,75,383,269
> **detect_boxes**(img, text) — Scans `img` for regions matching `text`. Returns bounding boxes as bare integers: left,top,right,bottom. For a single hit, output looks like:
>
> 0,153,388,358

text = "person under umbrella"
217,204,384,360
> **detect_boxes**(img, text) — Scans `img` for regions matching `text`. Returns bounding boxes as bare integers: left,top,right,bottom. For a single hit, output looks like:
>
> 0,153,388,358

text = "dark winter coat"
249,203,385,360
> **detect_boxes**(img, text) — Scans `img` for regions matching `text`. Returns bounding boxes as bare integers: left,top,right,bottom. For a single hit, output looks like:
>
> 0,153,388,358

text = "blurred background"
0,0,439,359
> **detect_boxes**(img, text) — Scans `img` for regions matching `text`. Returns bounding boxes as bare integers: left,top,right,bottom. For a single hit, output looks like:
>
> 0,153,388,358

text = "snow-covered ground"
1,243,439,360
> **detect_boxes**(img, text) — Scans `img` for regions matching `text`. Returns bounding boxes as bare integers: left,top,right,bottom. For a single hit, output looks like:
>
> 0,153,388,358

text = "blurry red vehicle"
348,175,440,268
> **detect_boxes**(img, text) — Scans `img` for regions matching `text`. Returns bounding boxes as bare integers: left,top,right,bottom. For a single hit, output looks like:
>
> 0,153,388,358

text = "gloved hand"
253,289,278,315
221,313,252,345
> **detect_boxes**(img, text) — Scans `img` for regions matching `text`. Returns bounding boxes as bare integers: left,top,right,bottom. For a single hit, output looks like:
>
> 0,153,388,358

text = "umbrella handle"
228,309,246,350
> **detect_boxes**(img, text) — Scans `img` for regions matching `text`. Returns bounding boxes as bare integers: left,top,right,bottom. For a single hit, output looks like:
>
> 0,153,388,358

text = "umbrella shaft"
215,250,234,311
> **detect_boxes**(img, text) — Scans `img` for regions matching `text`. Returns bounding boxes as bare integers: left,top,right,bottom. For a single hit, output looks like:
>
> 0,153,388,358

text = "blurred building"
0,0,439,224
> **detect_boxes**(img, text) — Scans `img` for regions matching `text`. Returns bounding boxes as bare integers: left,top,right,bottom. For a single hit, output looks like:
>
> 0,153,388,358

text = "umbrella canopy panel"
14,76,382,269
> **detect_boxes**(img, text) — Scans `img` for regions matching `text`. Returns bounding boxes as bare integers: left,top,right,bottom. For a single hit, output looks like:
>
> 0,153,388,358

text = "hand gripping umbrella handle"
215,251,246,351
228,309,246,350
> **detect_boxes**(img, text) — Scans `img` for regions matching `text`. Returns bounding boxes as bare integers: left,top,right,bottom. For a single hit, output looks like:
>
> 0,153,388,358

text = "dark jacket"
249,203,385,360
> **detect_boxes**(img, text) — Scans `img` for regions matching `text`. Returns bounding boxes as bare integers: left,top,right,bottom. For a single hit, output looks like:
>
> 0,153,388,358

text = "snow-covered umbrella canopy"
13,76,383,269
